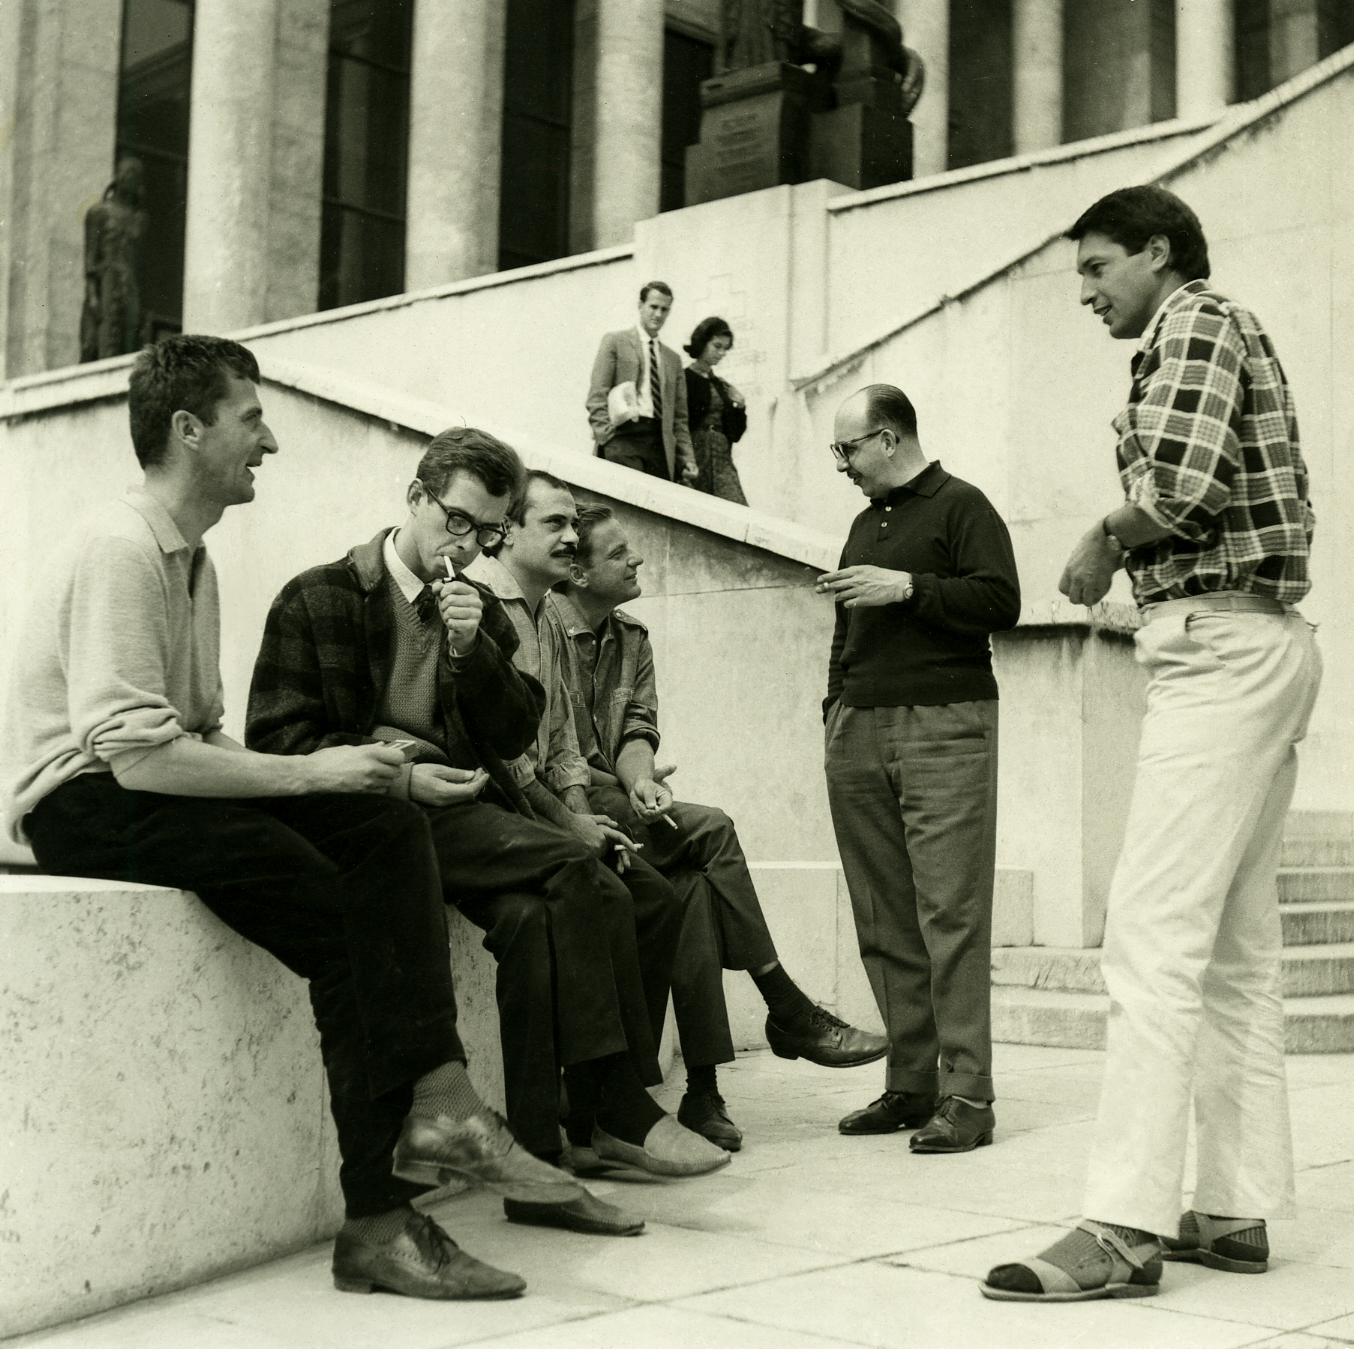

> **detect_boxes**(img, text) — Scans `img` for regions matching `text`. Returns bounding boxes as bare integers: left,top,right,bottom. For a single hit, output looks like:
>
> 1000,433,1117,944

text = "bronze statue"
80,157,147,363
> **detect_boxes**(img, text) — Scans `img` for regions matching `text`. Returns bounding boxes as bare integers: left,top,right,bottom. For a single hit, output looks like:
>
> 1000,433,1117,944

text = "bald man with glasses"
819,384,1021,1154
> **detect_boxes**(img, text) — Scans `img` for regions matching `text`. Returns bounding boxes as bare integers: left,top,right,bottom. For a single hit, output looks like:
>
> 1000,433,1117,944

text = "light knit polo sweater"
3,489,224,844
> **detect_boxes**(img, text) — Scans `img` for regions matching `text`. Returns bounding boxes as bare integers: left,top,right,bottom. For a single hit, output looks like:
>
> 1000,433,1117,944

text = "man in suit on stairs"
586,281,699,486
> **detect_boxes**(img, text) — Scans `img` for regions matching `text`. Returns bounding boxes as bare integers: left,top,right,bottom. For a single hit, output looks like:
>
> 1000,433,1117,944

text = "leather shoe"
333,1211,525,1299
909,1097,995,1153
838,1090,937,1135
392,1108,585,1202
678,1088,743,1151
503,1190,645,1236
766,1006,888,1068
592,1113,732,1177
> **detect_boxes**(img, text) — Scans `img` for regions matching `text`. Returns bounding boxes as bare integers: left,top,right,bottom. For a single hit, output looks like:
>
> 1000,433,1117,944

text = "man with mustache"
466,471,726,1175
819,384,1021,1155
248,437,727,1223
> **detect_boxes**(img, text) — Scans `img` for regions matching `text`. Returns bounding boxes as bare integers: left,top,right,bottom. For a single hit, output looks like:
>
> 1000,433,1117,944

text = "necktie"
414,585,439,625
649,338,662,421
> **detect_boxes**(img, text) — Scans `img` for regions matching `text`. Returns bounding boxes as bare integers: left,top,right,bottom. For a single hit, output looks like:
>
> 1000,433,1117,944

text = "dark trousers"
589,786,779,1069
26,774,461,1217
601,420,669,480
824,702,998,1102
423,799,683,1156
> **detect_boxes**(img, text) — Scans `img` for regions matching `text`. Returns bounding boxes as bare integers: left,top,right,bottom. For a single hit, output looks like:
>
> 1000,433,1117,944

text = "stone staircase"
991,811,1354,1053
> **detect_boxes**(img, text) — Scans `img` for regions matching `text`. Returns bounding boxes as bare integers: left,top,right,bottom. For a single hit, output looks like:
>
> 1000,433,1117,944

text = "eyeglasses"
829,428,887,463
424,490,505,549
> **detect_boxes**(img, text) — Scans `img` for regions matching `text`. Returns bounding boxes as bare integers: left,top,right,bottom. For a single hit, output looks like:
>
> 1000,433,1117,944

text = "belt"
1141,592,1290,624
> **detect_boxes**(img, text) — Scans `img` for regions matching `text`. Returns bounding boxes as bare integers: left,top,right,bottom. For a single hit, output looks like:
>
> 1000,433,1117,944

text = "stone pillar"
592,0,664,247
1013,0,1063,153
895,0,948,175
1176,0,1233,117
1270,0,1321,85
406,0,506,287
182,0,280,334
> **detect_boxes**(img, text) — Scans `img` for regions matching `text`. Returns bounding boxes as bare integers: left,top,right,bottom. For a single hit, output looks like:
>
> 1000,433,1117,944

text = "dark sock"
342,1205,414,1246
752,961,817,1026
686,1063,718,1096
562,1062,601,1147
411,1060,485,1121
1103,1222,1159,1247
595,1054,666,1145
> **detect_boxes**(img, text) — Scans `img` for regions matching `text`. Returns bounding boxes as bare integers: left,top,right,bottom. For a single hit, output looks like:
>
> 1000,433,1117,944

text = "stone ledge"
0,877,502,1340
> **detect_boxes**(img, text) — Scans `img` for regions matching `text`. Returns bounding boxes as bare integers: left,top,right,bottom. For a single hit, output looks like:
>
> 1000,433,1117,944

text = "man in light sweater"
1,335,595,1302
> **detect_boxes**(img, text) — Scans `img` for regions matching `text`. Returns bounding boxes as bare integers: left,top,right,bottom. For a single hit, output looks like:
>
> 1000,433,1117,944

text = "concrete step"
992,986,1354,1053
1279,867,1354,902
1281,900,1354,945
993,943,1354,997
1282,836,1354,867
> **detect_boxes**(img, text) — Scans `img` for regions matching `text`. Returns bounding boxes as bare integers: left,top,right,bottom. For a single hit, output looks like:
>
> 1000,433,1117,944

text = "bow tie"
414,585,440,625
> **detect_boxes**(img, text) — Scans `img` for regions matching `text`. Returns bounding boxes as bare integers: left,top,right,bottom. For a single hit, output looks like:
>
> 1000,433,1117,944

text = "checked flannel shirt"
1115,279,1313,606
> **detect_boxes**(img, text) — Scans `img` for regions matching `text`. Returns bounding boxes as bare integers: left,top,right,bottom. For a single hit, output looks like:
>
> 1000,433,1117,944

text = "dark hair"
684,316,733,359
573,503,616,567
416,426,524,501
505,468,572,528
1066,185,1210,282
639,280,673,304
862,384,919,440
128,334,260,469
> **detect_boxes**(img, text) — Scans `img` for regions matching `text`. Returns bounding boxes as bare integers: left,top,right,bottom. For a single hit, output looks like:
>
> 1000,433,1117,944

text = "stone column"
895,0,948,176
591,0,664,248
1176,0,1233,118
406,0,506,287
1270,0,1321,86
1013,0,1063,153
182,0,280,334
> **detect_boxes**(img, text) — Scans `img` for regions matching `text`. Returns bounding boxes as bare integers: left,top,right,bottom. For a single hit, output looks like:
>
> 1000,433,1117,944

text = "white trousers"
1082,601,1322,1234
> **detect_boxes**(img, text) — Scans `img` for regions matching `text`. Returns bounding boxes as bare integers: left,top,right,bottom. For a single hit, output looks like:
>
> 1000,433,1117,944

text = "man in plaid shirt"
986,186,1322,1302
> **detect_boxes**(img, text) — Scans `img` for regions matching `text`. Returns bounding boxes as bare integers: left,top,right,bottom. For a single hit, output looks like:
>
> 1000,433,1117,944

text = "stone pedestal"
685,63,816,206
810,80,914,190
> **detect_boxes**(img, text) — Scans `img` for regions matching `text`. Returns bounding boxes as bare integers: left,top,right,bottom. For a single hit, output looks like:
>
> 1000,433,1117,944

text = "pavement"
10,1044,1354,1349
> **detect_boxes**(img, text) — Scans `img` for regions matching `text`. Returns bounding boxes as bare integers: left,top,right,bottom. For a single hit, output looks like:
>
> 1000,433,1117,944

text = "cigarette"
443,557,455,580
661,813,678,829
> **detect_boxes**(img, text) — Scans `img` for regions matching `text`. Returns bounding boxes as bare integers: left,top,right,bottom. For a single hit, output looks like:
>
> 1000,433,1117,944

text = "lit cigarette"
661,813,678,829
443,557,456,580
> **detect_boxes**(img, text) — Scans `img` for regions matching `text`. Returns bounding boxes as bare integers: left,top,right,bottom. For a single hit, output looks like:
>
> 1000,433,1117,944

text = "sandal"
1163,1211,1268,1274
982,1220,1162,1301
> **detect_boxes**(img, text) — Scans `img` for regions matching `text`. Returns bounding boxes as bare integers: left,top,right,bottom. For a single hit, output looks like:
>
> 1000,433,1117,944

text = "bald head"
833,384,927,499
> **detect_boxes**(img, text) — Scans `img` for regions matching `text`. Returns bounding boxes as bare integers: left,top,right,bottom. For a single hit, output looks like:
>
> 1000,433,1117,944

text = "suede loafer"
333,1211,525,1300
909,1097,995,1153
503,1191,645,1236
392,1108,585,1203
838,1091,938,1135
592,1114,732,1177
766,1006,889,1069
677,1088,743,1151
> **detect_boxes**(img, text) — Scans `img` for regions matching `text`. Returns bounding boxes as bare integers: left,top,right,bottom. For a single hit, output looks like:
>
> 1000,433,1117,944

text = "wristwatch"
899,576,915,603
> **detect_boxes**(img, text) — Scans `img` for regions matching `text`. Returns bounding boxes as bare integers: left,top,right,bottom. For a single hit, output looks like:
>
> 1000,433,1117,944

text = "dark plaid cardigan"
245,529,545,807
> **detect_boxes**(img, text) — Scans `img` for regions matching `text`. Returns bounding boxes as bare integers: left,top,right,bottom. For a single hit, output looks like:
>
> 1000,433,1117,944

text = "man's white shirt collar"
384,529,427,604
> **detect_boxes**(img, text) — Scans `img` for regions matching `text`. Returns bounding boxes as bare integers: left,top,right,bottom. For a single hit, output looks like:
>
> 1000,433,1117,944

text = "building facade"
3,0,1348,380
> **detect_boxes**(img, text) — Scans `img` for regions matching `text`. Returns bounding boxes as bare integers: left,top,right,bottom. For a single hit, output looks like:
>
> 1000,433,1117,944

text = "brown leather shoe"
678,1088,743,1151
392,1108,585,1202
909,1097,995,1153
333,1211,525,1299
766,1006,889,1068
838,1091,938,1135
503,1190,645,1236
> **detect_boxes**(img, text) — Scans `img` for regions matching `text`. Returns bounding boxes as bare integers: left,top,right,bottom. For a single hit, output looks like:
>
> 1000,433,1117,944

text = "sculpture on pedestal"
80,157,148,363
687,0,925,205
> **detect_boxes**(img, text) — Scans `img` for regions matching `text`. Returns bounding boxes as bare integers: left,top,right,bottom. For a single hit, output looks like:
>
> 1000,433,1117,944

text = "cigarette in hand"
661,813,678,829
444,558,455,580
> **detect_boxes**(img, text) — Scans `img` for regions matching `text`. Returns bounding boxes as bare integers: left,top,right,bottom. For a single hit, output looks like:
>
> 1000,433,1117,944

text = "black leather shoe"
503,1190,645,1236
392,1108,585,1202
838,1090,937,1135
909,1097,995,1153
678,1088,743,1151
766,1005,889,1068
333,1211,525,1299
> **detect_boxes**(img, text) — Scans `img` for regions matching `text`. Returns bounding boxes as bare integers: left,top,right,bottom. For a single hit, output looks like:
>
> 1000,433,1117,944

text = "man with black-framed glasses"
249,427,726,1232
819,384,1021,1154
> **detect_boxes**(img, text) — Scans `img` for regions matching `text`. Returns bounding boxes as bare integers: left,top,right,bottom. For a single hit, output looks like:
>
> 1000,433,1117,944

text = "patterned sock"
1103,1222,1159,1247
342,1205,414,1246
686,1062,719,1095
751,962,817,1026
411,1060,485,1121
596,1054,666,1145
